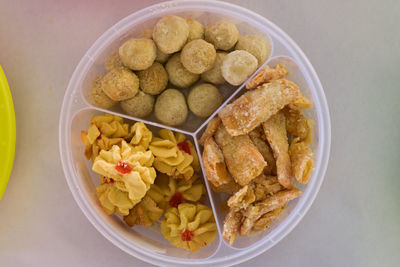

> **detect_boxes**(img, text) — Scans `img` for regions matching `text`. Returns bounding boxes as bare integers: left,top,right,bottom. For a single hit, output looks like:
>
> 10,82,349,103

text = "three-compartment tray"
59,1,331,266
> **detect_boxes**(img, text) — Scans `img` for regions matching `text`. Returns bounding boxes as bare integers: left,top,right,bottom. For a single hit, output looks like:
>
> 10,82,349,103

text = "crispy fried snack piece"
227,185,256,211
202,137,230,187
214,125,266,186
246,206,286,236
249,129,276,175
245,64,289,90
210,175,240,194
240,188,301,235
219,79,300,136
288,93,311,110
283,107,311,144
289,138,314,184
252,175,284,198
223,209,243,245
262,111,293,189
199,117,221,146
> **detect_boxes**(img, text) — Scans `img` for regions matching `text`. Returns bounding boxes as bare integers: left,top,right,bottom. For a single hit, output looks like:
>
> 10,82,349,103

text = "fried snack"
137,62,168,95
214,125,266,186
161,203,217,252
205,20,239,50
249,130,276,175
92,140,156,208
218,79,300,136
119,38,157,71
198,117,221,146
283,107,311,144
147,173,205,211
149,129,195,180
140,28,171,63
120,90,154,118
186,18,204,42
123,195,163,227
245,64,289,90
202,137,230,187
289,138,314,184
210,175,240,194
96,176,135,216
90,74,117,109
288,92,312,110
262,111,293,189
101,67,139,101
247,206,285,235
223,209,243,245
188,83,223,118
235,35,270,67
154,89,188,126
166,53,200,89
221,50,258,86
240,188,301,235
153,15,189,54
201,52,227,85
81,114,130,161
105,50,124,72
181,39,216,74
227,185,256,211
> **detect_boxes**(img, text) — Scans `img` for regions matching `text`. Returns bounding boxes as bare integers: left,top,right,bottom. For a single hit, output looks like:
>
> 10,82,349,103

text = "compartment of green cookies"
80,10,273,133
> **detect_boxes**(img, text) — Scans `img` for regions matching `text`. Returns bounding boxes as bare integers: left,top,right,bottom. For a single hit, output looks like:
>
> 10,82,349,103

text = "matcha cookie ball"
186,18,204,42
90,74,117,108
101,67,139,101
154,89,188,126
119,38,157,71
120,90,155,118
187,83,222,118
104,51,123,72
137,62,168,95
166,53,199,89
152,15,189,54
221,50,258,86
205,21,239,51
235,35,270,67
181,39,216,74
201,52,227,85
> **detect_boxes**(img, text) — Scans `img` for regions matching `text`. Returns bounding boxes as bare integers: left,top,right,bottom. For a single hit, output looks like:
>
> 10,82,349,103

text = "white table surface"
1,0,399,266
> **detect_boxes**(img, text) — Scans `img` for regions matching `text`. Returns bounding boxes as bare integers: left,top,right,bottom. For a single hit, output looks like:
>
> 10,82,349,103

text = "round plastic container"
59,1,331,266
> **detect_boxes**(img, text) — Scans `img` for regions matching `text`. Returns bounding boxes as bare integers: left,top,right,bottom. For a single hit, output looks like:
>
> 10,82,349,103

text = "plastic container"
59,1,331,266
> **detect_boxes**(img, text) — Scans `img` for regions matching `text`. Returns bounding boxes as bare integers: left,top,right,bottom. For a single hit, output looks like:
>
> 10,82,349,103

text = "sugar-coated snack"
119,38,157,71
201,52,227,85
235,35,270,67
152,15,189,54
202,136,230,187
218,79,300,136
90,75,117,109
186,18,204,42
166,53,199,89
262,111,293,189
289,138,314,184
105,51,124,72
101,67,139,101
246,64,289,90
283,107,311,144
198,117,221,146
214,125,266,186
187,83,222,118
161,203,217,252
205,20,239,50
181,39,216,74
154,89,188,126
120,90,155,118
221,50,258,86
137,62,168,95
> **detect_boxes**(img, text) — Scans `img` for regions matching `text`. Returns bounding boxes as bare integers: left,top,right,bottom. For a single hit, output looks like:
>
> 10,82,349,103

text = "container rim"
59,1,331,266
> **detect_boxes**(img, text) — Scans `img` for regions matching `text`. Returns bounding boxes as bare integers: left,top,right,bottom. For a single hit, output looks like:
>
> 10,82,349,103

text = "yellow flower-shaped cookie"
161,203,217,252
96,176,134,216
92,140,156,207
149,129,199,180
147,173,206,211
129,122,152,151
123,195,164,227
